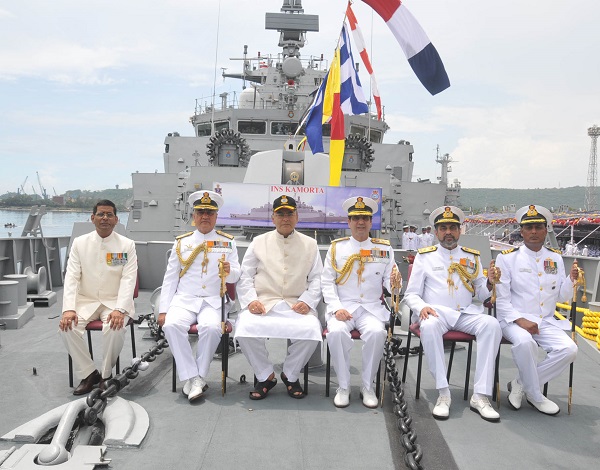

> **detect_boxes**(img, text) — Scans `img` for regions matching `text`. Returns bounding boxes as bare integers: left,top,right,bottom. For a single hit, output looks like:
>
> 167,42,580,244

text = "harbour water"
0,208,129,238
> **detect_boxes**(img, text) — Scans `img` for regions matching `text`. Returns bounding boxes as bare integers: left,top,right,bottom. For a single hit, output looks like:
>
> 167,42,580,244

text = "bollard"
0,281,19,318
3,274,28,306
24,266,47,294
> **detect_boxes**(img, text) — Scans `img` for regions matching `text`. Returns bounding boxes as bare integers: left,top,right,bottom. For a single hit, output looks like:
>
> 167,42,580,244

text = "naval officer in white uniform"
404,206,502,421
235,195,323,400
495,204,578,415
59,199,138,395
321,196,401,408
158,190,241,402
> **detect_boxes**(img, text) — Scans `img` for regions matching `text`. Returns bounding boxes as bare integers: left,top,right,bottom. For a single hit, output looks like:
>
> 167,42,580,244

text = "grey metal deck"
1,288,599,469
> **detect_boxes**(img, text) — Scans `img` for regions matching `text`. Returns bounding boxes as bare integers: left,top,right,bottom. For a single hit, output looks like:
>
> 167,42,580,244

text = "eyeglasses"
95,212,115,219
195,210,216,216
274,211,296,218
350,215,371,221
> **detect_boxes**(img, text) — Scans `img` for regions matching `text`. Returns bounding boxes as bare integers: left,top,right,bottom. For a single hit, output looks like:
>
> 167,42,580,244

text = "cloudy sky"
1,0,598,196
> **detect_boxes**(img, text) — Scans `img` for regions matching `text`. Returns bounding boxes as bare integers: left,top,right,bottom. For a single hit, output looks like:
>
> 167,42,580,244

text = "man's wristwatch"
115,308,127,315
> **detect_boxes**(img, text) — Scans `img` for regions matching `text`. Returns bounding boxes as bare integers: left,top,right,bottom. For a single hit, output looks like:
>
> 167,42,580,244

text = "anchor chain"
83,338,168,426
383,337,425,470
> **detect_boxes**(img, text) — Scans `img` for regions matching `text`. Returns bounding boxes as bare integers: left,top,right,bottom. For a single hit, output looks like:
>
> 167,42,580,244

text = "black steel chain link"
83,338,168,426
383,336,425,470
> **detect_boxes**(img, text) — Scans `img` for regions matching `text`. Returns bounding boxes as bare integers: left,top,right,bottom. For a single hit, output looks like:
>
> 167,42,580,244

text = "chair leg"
464,342,473,401
172,357,177,393
87,330,94,359
493,347,500,404
116,356,121,375
416,343,423,399
130,321,136,358
222,333,229,395
402,329,413,383
375,360,381,398
303,363,309,395
447,342,456,381
543,382,548,397
325,343,331,397
68,355,74,387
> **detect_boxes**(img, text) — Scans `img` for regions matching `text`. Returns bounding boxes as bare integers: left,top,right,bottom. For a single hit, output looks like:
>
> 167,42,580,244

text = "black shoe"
73,370,101,395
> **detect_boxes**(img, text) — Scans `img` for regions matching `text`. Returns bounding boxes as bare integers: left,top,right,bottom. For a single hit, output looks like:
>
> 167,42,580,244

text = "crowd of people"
59,197,578,423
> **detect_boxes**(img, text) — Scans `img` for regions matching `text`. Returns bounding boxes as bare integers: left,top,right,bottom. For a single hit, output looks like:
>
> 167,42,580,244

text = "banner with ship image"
213,182,382,230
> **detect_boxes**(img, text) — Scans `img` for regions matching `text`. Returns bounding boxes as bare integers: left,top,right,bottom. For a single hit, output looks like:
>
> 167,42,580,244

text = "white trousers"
60,305,127,380
419,312,501,396
237,336,318,382
163,303,223,382
502,321,577,401
326,307,386,390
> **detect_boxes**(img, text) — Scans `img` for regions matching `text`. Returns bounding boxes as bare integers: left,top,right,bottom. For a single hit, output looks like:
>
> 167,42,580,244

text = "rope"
447,256,479,295
331,242,364,285
176,238,209,278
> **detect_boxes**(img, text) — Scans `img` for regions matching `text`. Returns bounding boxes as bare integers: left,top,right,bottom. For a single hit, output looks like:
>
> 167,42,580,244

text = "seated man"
235,195,323,400
158,190,241,403
495,204,578,415
404,206,502,422
321,196,401,408
59,199,138,395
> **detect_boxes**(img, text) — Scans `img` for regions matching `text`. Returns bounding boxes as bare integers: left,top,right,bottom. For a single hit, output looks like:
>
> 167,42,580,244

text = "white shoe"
182,379,192,397
507,379,524,410
432,395,451,420
334,388,350,408
187,376,208,402
470,396,500,422
360,387,378,409
526,396,560,416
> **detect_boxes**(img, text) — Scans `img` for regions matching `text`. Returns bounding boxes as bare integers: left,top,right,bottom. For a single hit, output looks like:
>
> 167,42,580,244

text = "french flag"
362,0,450,95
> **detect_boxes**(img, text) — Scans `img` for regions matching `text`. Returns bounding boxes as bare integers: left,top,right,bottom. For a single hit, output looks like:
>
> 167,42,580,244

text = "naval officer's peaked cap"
188,190,223,211
342,196,379,216
430,206,465,226
516,204,553,229
273,195,297,212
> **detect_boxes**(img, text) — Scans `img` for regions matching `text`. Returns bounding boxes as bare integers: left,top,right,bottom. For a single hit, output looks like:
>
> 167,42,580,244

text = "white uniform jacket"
321,236,396,322
404,244,489,326
495,246,574,329
159,230,241,313
63,230,137,320
237,230,322,314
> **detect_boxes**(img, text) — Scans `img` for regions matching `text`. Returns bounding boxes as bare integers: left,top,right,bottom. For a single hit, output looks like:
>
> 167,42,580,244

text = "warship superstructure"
126,0,460,247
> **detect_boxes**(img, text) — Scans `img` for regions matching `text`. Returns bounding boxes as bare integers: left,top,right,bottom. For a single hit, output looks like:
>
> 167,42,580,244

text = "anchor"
0,343,164,469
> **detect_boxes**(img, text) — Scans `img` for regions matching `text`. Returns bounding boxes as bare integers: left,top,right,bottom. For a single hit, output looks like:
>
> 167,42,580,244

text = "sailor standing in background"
495,204,578,415
59,199,138,395
401,225,411,250
321,196,401,408
404,206,502,422
158,191,241,402
407,224,419,251
425,225,435,247
418,227,427,249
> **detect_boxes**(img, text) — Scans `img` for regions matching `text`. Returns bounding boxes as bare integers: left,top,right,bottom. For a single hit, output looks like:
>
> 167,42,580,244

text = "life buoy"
288,110,294,118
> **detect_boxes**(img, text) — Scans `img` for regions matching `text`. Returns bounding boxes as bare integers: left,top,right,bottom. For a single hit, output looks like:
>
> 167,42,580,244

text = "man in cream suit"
158,190,241,403
59,200,138,395
235,195,323,400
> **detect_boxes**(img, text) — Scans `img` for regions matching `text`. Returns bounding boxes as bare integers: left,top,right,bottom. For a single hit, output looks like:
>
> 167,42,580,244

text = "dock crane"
36,171,48,199
18,176,28,194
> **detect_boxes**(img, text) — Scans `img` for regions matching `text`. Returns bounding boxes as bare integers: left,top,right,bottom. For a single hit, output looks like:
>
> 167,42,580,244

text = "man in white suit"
59,200,138,395
158,190,241,403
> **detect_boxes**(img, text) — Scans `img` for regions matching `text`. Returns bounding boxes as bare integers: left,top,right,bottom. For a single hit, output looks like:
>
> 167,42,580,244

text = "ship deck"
1,288,599,469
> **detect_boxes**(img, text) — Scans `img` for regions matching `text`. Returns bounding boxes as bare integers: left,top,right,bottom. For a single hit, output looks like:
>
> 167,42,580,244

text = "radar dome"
239,87,261,109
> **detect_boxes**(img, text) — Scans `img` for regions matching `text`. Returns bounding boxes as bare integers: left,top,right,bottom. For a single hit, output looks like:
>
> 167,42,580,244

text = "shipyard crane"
18,176,28,194
584,124,600,211
36,171,48,199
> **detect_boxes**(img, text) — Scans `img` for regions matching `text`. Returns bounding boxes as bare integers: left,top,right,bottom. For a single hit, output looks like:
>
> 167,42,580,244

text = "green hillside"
458,186,587,212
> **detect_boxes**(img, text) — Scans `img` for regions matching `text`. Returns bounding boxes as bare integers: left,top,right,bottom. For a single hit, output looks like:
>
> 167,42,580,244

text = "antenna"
585,124,599,211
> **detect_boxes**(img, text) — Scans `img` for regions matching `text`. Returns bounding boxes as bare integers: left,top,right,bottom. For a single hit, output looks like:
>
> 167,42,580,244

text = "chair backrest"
226,283,236,301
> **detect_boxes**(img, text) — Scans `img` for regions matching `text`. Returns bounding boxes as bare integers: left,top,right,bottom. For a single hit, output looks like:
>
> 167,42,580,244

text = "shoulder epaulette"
331,236,350,244
548,247,562,255
370,238,390,246
461,247,480,256
501,247,518,255
216,230,234,240
176,231,194,240
418,246,437,254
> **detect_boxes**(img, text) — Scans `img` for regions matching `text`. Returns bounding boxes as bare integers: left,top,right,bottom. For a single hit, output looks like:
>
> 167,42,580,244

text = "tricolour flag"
362,0,450,95
302,25,369,185
346,2,383,120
